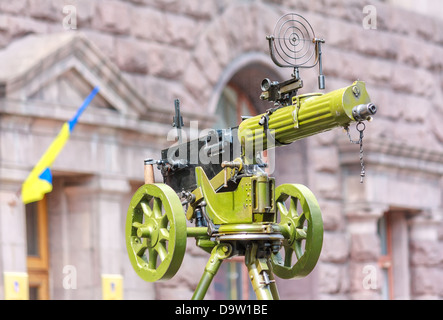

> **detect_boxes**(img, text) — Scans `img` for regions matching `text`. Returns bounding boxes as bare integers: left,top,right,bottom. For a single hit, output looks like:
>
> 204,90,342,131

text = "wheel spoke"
277,200,288,216
289,197,298,216
140,200,153,218
148,248,158,270
132,222,143,229
295,227,307,240
133,239,147,257
156,242,168,261
159,228,170,241
295,211,306,228
294,240,304,260
159,214,169,228
152,197,163,218
284,246,294,267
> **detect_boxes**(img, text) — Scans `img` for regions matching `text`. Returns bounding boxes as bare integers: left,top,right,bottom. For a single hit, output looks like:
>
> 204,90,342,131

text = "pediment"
29,68,118,113
0,32,148,118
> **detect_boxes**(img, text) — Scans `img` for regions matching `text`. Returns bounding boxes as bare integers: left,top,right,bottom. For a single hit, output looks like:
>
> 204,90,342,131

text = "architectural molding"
0,33,146,116
339,138,443,175
0,32,214,128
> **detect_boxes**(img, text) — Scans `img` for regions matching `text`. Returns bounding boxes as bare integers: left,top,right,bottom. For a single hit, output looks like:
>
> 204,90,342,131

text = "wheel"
126,183,187,282
271,184,323,279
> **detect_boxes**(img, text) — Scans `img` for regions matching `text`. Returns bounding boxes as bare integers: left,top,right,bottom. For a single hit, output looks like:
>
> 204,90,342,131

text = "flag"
21,87,100,204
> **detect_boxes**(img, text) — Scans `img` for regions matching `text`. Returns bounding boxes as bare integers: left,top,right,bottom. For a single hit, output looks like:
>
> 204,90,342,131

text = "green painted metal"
125,183,187,282
124,9,379,300
186,227,208,238
238,81,371,159
125,80,374,299
245,243,280,300
193,167,275,225
192,244,232,300
218,223,277,234
271,184,324,279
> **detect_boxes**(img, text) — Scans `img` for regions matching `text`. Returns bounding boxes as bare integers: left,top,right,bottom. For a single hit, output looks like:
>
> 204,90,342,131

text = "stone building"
0,0,442,300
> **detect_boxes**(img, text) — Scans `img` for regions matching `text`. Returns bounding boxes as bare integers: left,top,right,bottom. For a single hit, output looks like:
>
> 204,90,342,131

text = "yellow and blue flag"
21,87,100,204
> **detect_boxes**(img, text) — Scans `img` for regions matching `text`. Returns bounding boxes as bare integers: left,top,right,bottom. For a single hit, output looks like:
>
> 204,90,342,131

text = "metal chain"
345,122,366,183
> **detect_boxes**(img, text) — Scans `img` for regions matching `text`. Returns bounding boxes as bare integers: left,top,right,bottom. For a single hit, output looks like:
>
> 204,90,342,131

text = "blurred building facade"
0,0,442,300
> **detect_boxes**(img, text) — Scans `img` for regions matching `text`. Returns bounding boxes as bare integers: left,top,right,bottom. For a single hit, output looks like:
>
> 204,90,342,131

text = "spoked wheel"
271,184,323,279
126,183,186,282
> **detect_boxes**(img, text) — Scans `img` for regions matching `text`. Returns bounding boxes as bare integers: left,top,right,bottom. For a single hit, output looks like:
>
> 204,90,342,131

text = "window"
377,213,394,300
377,211,410,300
214,84,256,129
214,83,273,166
25,197,50,300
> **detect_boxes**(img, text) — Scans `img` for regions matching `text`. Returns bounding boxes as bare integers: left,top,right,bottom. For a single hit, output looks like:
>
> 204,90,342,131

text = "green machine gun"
125,13,377,300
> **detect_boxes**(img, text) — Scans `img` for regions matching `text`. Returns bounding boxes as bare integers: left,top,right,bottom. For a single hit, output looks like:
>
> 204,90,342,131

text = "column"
346,203,388,300
0,171,28,299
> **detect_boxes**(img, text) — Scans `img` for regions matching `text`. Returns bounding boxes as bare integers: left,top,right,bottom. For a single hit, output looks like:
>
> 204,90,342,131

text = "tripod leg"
245,244,280,300
192,243,232,300
267,267,280,300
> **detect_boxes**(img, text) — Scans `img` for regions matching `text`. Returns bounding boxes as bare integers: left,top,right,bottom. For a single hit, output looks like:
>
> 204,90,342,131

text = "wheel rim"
271,184,323,279
126,184,186,282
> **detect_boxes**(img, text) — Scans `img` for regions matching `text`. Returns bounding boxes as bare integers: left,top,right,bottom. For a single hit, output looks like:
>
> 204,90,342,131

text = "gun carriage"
125,13,377,300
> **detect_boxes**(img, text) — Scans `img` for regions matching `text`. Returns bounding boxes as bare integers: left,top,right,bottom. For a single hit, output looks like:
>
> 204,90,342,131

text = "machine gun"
125,13,377,300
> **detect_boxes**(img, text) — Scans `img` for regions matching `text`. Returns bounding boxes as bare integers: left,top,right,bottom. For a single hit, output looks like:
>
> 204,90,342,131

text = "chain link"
345,122,366,183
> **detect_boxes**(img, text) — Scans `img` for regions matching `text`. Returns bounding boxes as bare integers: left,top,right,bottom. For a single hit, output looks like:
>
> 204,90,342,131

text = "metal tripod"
191,243,280,300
